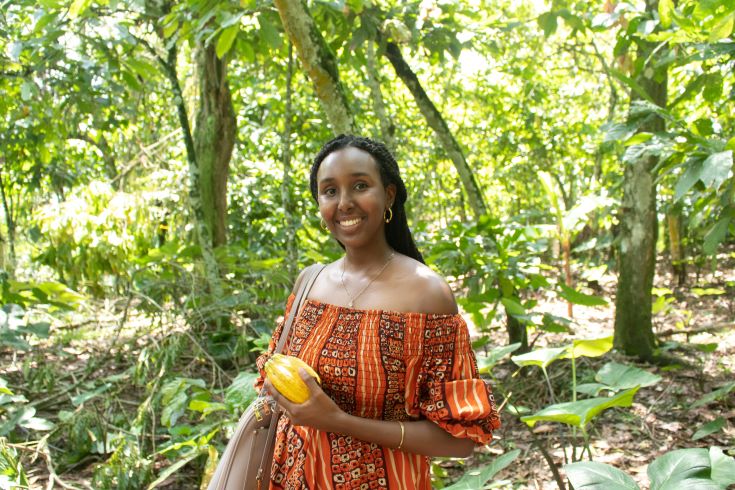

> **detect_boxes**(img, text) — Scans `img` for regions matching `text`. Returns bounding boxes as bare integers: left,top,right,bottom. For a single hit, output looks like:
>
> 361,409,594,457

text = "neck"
343,240,394,270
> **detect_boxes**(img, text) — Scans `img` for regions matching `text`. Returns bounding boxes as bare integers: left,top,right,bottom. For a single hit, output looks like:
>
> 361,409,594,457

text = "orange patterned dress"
255,295,501,489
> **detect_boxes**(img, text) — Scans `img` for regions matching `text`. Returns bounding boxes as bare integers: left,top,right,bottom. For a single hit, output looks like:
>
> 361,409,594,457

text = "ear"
385,183,397,208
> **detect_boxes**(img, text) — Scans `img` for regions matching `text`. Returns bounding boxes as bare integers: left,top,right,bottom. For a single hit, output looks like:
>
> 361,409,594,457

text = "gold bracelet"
396,421,405,451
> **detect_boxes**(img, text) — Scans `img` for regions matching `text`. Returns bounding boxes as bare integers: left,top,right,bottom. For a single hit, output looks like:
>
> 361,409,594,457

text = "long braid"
310,135,425,264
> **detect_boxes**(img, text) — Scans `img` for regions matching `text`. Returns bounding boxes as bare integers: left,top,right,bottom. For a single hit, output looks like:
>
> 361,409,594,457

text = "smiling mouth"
338,217,363,227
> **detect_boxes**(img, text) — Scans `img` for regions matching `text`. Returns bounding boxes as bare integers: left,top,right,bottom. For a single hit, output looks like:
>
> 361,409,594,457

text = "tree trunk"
194,42,236,248
506,314,529,353
667,206,686,286
160,44,224,300
613,0,668,361
0,166,16,273
382,40,488,218
281,43,298,276
273,0,355,135
365,40,396,151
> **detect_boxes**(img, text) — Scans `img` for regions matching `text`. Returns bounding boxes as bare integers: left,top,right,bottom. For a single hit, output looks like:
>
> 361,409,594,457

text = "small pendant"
348,301,354,308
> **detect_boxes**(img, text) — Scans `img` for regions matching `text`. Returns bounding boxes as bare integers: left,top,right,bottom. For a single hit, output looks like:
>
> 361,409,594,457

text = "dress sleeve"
254,293,296,392
408,315,501,445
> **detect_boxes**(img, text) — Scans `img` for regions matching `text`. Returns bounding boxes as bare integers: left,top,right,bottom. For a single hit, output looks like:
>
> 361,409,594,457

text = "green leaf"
224,372,259,409
443,449,520,489
610,68,656,105
564,461,640,490
538,12,558,37
702,73,723,102
146,448,205,490
188,399,227,416
692,381,735,408
624,132,654,146
477,343,522,373
594,362,662,391
558,284,608,306
674,159,703,201
699,151,733,191
500,297,526,316
258,14,282,49
692,417,725,441
576,383,609,396
512,346,567,370
709,12,734,42
563,336,613,359
71,383,112,406
648,448,710,490
541,313,572,333
521,387,639,429
703,217,731,255
69,0,93,18
21,417,55,431
710,446,735,487
216,25,239,59
658,0,674,28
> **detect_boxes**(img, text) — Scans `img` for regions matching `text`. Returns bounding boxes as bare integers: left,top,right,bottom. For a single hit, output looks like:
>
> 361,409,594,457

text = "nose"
338,189,354,212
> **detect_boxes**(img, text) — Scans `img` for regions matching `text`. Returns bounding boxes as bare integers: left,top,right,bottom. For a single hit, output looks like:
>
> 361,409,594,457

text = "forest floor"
461,253,735,489
2,253,734,489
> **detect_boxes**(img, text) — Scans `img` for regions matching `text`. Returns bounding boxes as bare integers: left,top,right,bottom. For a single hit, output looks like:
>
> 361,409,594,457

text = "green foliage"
33,182,165,294
442,449,520,489
565,447,735,490
576,361,662,396
91,440,154,490
0,438,29,489
521,387,640,430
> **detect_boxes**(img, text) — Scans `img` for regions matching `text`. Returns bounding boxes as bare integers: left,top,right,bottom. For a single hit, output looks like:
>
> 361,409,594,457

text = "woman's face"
316,147,396,250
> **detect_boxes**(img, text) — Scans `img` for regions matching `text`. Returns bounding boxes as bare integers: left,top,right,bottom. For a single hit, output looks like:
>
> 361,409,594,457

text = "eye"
322,187,336,197
354,182,368,191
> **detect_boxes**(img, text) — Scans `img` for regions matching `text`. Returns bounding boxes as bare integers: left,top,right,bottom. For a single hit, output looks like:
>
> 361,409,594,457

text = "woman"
257,135,500,489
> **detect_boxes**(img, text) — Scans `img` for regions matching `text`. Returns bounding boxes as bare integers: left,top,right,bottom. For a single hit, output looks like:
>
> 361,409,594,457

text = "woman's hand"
264,368,345,433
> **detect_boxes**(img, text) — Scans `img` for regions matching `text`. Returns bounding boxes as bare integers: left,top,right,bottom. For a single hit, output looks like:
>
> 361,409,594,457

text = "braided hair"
310,134,425,264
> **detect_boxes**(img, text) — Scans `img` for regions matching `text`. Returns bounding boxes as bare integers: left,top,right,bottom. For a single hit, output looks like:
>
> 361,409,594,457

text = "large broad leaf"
562,336,613,359
512,346,567,370
216,25,239,59
477,343,522,373
224,372,259,409
594,362,662,391
692,417,725,441
710,446,735,487
648,448,711,490
521,387,639,429
443,449,520,489
558,284,608,306
703,218,731,255
564,461,639,490
699,151,733,191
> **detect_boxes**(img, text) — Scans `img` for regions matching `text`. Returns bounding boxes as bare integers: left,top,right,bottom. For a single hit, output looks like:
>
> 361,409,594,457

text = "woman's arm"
264,369,475,458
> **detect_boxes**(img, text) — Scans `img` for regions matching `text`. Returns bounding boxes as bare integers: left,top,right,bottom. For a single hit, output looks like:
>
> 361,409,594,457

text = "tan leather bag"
207,264,324,490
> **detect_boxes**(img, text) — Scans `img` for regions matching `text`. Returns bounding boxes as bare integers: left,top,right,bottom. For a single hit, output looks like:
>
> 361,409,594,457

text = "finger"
299,368,320,392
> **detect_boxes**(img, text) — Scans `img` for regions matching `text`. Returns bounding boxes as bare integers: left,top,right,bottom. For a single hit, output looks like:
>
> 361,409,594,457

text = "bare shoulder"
392,256,458,315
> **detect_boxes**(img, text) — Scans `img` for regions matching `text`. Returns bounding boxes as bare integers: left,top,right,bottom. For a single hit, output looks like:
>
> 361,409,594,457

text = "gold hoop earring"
384,207,393,224
320,218,328,230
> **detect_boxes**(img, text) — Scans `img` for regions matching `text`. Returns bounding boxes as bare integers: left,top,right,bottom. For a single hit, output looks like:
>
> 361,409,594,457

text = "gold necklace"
340,252,395,308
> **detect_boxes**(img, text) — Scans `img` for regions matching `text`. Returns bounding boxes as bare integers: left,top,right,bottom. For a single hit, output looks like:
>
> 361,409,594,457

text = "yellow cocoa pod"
264,354,321,404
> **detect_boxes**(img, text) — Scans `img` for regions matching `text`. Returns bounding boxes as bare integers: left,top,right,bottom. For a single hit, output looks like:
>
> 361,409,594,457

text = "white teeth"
340,218,361,227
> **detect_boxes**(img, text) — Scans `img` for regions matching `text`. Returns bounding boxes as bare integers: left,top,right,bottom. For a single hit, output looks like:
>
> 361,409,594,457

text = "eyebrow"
318,172,373,183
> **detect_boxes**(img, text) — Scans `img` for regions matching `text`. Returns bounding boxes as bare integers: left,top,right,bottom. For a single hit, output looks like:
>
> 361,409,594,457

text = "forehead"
317,147,380,181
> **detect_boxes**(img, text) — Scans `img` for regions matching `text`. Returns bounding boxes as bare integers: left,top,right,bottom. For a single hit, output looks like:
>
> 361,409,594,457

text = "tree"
613,0,668,361
273,0,355,134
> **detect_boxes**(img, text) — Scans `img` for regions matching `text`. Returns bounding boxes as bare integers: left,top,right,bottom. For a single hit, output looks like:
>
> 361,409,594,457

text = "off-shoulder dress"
255,294,501,489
